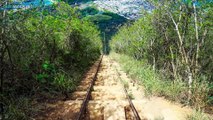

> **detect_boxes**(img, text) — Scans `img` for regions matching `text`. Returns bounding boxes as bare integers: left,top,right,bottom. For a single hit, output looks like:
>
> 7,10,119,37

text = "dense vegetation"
0,2,101,119
80,6,127,54
81,7,127,39
63,0,94,4
1,0,212,119
66,1,128,54
111,0,213,109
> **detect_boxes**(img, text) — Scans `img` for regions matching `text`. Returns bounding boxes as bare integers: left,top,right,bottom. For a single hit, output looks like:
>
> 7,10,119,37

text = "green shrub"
191,80,211,108
1,1,102,118
110,1,213,107
111,50,212,108
187,109,211,120
3,97,33,120
110,53,206,104
53,71,77,93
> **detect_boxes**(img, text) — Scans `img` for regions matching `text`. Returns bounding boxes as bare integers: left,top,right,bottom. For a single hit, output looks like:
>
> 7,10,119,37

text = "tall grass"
110,53,210,107
187,109,212,120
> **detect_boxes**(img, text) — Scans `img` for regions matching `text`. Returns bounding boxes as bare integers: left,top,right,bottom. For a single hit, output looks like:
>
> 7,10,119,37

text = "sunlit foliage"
0,2,101,118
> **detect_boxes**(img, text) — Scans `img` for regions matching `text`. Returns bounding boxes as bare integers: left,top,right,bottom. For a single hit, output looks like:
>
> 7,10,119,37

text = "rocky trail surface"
35,55,195,120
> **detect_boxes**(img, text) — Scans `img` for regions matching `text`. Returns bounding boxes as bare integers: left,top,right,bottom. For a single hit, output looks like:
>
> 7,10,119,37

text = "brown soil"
33,55,205,120
111,56,193,120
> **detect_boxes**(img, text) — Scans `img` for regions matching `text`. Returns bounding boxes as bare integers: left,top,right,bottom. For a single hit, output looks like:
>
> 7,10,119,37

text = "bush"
2,97,33,120
110,1,213,107
0,1,102,118
110,53,210,106
111,53,212,107
53,71,78,93
187,109,211,120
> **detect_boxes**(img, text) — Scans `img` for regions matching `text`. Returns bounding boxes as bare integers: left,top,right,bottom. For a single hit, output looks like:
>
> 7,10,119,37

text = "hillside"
0,0,212,119
72,0,153,54
69,0,153,20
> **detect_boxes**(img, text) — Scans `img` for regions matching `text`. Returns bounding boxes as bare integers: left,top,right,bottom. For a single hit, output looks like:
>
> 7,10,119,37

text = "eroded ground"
34,56,199,120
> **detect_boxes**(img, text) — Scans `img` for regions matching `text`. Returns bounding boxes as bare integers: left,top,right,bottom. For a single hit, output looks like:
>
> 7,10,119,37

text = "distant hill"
79,6,128,54
72,0,153,40
80,6,128,40
73,0,152,53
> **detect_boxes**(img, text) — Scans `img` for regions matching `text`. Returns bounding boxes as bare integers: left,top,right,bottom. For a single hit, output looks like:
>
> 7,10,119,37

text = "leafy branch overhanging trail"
0,1,102,119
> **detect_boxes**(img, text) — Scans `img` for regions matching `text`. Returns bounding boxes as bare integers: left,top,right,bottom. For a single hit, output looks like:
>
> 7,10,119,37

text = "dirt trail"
35,55,194,120
110,56,193,120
